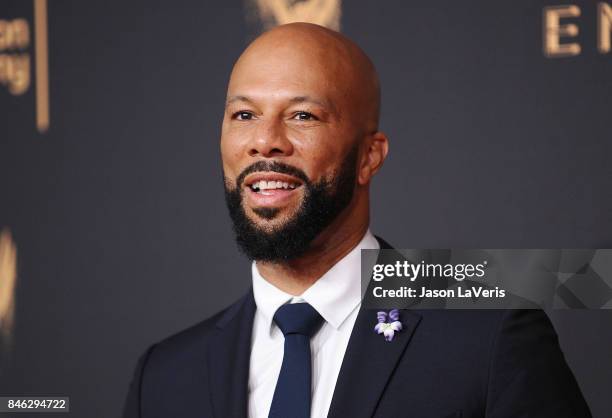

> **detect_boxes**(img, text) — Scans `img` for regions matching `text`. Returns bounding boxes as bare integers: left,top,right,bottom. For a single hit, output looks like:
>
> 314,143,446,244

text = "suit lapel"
327,236,422,418
207,288,256,418
206,237,419,418
327,306,421,418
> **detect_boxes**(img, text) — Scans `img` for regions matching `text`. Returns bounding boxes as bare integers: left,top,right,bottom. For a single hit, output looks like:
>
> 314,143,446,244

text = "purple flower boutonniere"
374,309,403,342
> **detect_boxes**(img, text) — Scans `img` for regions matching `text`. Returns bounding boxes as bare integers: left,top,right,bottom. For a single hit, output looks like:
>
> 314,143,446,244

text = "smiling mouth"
244,173,304,195
249,180,299,193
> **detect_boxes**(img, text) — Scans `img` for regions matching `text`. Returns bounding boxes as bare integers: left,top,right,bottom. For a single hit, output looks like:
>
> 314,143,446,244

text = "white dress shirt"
248,229,380,418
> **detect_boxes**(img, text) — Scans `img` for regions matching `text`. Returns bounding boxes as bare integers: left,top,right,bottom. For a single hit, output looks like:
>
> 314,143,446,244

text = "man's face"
220,41,362,261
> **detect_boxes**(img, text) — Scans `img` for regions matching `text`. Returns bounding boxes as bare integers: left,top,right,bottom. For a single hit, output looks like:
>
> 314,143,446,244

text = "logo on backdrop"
247,0,342,32
0,228,17,348
0,0,49,132
245,1,611,59
543,2,612,58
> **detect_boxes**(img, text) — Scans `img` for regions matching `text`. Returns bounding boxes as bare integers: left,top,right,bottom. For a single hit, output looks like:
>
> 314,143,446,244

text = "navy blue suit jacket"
123,238,591,418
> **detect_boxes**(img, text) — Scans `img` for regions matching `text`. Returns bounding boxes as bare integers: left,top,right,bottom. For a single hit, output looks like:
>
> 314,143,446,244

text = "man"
123,23,591,418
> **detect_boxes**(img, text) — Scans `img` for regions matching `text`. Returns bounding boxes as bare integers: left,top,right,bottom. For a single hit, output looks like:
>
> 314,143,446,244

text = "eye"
233,111,254,120
293,111,317,121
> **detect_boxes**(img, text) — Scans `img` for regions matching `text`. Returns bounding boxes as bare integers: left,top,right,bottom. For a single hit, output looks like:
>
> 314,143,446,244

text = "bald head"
220,23,388,263
229,23,381,132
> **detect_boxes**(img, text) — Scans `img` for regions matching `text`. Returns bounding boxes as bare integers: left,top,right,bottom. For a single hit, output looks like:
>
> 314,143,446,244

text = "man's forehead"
227,37,349,99
228,52,340,93
225,93,337,111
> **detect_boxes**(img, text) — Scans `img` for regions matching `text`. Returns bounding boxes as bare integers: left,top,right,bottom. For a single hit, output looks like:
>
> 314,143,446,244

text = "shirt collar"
251,229,380,334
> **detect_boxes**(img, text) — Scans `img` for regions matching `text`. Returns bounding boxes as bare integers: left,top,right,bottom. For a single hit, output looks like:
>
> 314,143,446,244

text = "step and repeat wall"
1,1,611,417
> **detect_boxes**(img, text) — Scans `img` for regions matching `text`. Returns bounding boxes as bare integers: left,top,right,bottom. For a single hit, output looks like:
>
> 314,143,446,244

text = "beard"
223,144,359,262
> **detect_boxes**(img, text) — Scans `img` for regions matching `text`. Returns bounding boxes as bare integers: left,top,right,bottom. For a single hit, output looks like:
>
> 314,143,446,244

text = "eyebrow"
225,95,253,106
225,95,336,113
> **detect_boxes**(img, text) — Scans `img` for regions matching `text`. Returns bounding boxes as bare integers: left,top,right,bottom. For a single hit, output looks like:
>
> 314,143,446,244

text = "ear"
358,131,389,186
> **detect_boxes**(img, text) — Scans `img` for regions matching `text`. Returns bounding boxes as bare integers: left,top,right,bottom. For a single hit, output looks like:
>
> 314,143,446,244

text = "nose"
247,118,294,158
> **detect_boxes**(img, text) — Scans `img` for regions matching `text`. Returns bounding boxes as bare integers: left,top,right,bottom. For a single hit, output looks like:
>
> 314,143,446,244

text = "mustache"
235,160,311,189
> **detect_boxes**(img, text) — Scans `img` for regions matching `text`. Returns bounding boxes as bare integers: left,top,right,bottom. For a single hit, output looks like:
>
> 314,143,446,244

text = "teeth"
250,180,299,191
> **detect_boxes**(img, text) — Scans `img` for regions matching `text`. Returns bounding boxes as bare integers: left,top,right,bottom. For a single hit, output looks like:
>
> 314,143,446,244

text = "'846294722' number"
7,398,67,409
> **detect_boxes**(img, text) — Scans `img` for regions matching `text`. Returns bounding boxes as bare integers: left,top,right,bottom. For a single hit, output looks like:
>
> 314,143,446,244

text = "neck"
255,211,369,296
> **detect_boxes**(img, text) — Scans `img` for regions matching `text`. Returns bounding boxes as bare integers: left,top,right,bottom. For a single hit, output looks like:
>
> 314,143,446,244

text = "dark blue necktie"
268,303,324,418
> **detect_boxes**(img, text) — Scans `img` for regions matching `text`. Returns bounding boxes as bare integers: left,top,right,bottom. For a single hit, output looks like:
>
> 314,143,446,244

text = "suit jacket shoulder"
122,289,255,418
